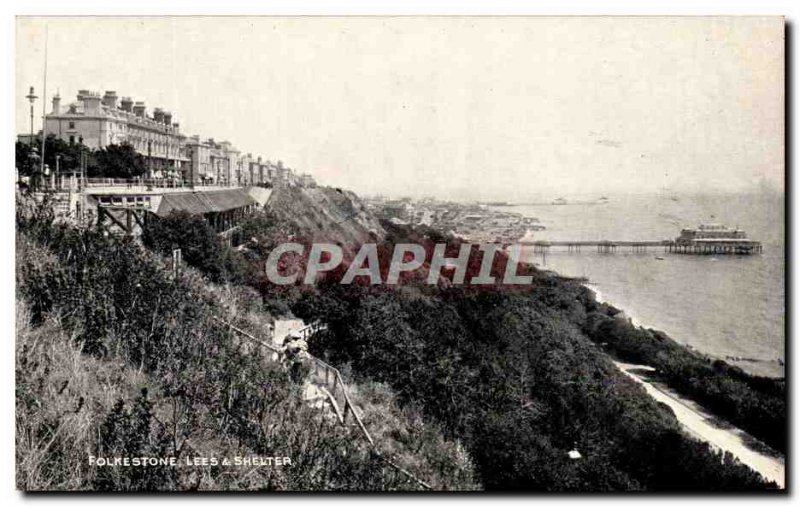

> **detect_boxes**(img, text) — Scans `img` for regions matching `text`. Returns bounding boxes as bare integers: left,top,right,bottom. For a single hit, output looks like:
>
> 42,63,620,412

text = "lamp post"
25,86,37,144
25,86,39,144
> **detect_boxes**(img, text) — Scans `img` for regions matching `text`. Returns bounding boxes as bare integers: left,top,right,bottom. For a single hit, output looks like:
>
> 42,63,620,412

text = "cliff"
265,185,385,251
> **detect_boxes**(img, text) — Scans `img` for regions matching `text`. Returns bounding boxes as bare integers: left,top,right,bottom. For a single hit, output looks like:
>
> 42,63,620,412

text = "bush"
142,210,248,283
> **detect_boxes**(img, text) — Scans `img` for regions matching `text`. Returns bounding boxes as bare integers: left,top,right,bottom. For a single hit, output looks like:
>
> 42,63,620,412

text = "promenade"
615,361,784,488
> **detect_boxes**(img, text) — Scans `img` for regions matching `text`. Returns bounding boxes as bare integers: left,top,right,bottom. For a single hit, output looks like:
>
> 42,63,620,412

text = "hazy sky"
16,16,784,200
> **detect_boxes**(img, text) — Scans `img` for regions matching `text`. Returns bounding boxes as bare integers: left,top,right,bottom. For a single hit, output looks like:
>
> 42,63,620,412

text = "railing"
31,175,280,193
295,321,328,340
84,178,241,190
307,357,373,444
212,316,281,353
213,317,369,439
213,316,432,490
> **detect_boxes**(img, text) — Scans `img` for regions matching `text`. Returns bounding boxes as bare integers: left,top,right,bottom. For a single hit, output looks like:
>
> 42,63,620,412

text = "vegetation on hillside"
142,210,252,283
580,306,786,453
17,181,783,492
289,283,776,491
15,198,478,491
227,210,782,491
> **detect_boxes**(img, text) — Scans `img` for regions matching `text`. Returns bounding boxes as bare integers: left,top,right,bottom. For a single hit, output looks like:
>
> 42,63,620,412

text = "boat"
551,197,567,205
654,256,664,260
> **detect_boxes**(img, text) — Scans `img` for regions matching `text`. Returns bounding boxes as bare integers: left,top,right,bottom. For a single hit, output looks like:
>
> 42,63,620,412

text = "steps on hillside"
302,382,342,422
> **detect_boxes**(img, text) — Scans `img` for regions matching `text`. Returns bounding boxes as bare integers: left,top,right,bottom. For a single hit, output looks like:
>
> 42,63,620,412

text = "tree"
16,134,90,178
92,142,146,178
142,210,245,282
15,141,35,175
16,135,151,179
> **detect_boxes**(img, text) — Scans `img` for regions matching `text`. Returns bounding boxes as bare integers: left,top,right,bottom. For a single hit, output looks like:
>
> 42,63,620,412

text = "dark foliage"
292,283,777,491
267,220,779,491
581,305,786,453
16,135,95,178
16,135,147,179
93,390,177,491
92,142,147,178
142,210,250,283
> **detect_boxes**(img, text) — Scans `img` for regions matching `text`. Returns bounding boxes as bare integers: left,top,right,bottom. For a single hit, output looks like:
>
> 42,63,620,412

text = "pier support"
522,239,760,255
597,243,617,254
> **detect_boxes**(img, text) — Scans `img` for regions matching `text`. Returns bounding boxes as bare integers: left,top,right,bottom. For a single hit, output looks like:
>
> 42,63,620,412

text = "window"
68,121,75,129
69,135,75,145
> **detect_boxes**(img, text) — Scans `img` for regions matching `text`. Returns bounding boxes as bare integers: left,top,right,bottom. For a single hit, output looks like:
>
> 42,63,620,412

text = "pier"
519,239,762,255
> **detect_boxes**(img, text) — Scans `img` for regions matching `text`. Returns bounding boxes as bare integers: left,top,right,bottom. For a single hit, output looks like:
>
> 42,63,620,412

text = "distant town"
364,195,545,244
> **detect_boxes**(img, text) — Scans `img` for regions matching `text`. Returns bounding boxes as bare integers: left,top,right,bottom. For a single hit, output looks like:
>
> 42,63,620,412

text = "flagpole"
39,24,48,178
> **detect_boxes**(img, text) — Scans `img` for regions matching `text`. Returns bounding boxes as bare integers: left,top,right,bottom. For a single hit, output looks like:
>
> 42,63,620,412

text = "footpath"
614,361,785,488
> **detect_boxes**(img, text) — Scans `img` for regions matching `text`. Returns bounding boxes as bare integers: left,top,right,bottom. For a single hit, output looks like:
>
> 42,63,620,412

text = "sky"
15,16,784,201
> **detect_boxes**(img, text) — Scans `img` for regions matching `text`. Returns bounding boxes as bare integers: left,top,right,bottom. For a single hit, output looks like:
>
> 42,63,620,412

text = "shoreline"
582,283,643,328
579,281,784,379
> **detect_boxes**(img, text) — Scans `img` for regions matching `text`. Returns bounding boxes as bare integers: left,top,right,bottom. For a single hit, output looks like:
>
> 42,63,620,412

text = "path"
614,361,785,488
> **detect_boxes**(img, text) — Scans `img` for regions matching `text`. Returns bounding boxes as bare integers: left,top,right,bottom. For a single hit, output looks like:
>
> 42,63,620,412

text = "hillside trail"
614,361,784,488
301,381,341,423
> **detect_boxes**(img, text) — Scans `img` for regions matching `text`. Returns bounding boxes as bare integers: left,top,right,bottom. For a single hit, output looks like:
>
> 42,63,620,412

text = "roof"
155,189,257,217
692,238,759,243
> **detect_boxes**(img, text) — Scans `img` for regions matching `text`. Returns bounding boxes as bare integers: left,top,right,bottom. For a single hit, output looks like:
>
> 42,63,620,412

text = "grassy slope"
15,201,478,491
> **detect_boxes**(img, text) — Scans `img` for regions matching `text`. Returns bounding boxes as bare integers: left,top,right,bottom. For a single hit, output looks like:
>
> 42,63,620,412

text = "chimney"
133,101,146,118
163,111,172,126
153,107,164,123
102,90,118,108
120,96,133,112
77,89,90,101
83,91,101,114
51,93,61,115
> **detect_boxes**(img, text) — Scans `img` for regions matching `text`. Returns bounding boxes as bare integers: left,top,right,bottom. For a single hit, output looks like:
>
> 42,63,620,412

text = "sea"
502,191,785,378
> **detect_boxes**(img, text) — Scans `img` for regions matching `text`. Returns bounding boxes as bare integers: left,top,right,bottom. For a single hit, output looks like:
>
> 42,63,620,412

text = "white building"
43,87,310,188
45,90,189,175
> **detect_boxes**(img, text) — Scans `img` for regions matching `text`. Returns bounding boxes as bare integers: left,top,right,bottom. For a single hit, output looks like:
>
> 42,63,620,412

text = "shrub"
142,210,247,283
